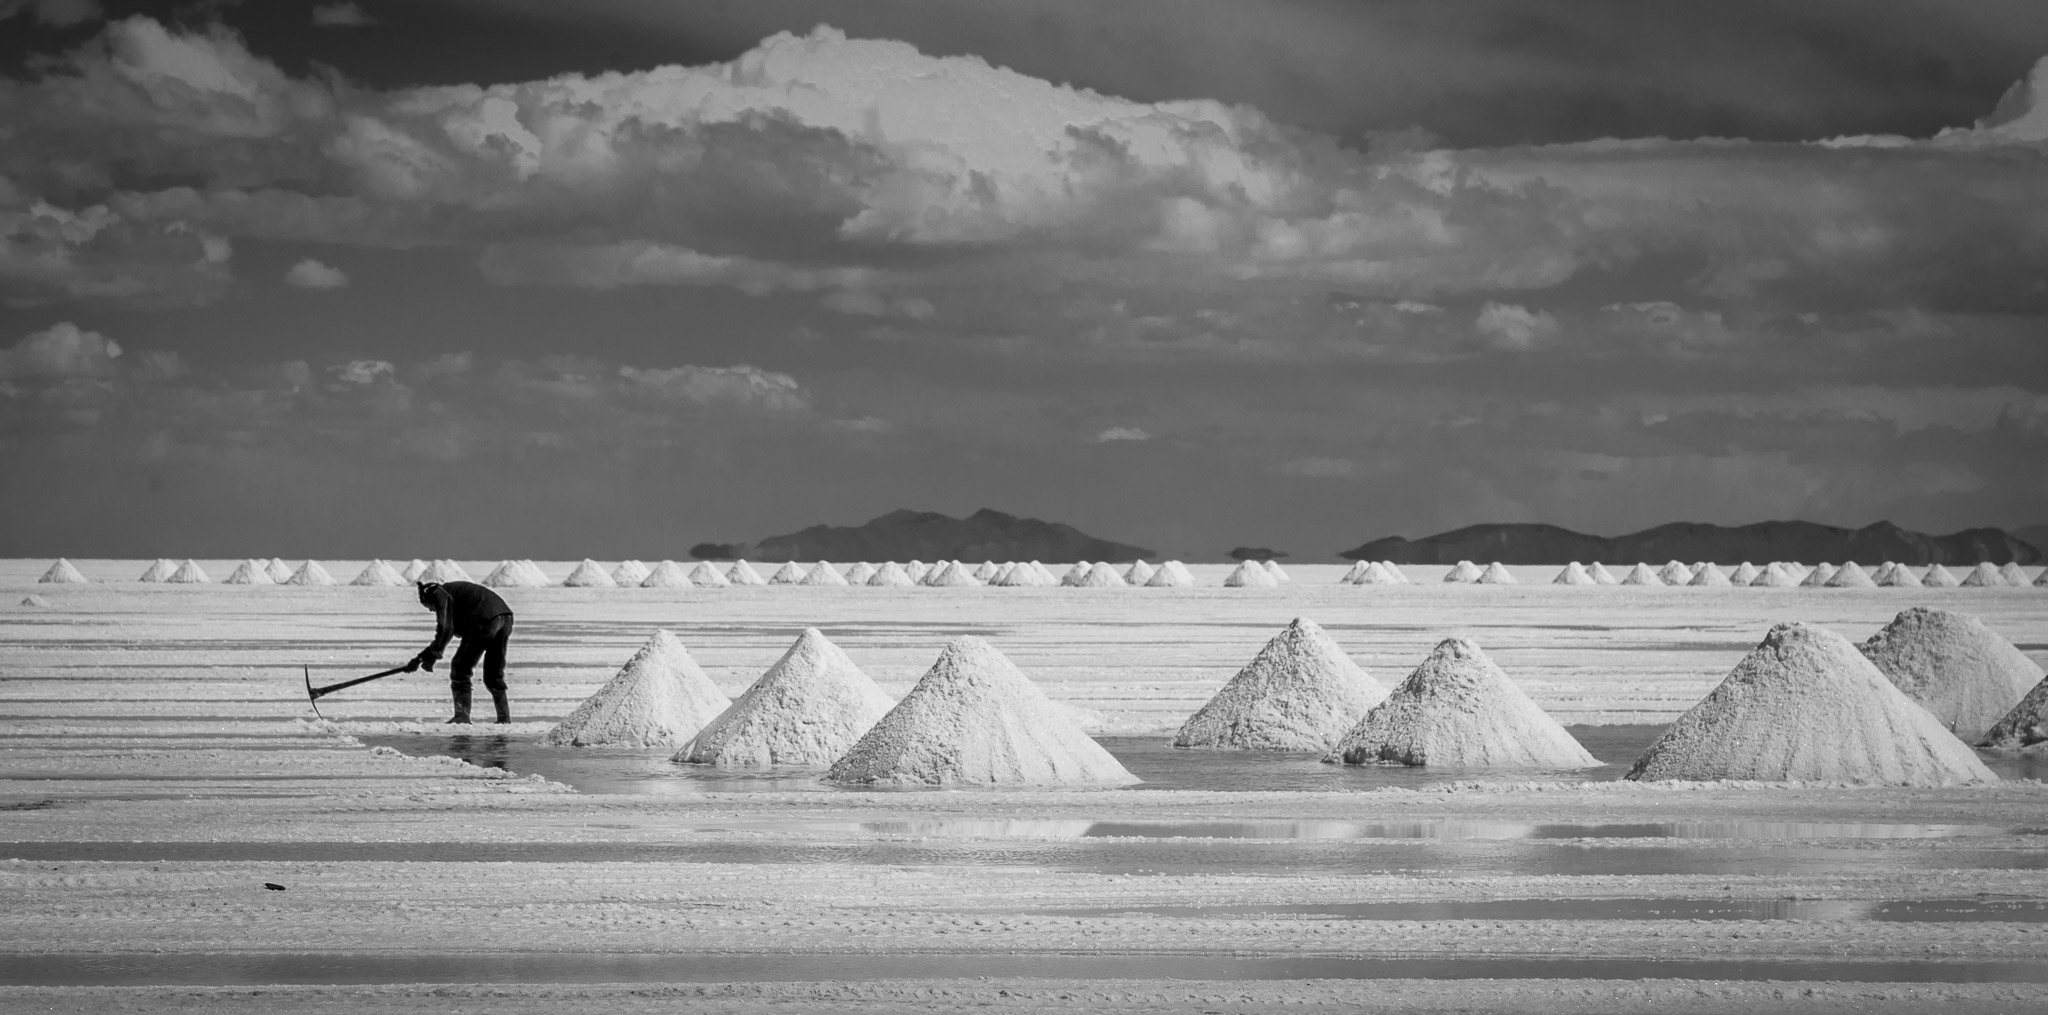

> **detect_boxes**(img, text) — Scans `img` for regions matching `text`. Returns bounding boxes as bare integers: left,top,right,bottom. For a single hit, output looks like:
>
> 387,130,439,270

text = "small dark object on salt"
263,882,286,891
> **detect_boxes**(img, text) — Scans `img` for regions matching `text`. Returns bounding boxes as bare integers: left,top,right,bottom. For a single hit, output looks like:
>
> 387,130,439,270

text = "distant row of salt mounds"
1422,559,2046,588
544,627,1135,786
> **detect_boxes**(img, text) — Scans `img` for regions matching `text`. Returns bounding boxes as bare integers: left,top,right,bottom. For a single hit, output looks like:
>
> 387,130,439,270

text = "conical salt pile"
675,628,895,767
610,560,651,586
925,561,981,587
562,559,616,587
1224,560,1279,587
1960,562,2005,587
843,562,877,584
1877,562,1923,588
1125,560,1157,585
727,560,766,586
972,561,999,581
1172,618,1387,751
1443,560,1482,583
1552,562,1596,585
686,561,730,587
1144,561,1196,587
1620,563,1663,586
1656,560,1692,585
1728,562,1761,586
904,560,930,583
1355,561,1403,585
1800,562,1837,587
1861,608,2042,743
399,559,427,582
21,594,49,607
1475,561,1517,584
823,636,1137,786
2036,569,2048,588
167,559,210,584
1324,637,1597,768
1984,677,2048,750
1263,560,1291,583
639,561,691,587
484,559,546,587
138,559,176,582
1922,563,1961,588
1749,562,1801,587
1058,562,1091,587
519,561,551,584
767,562,804,585
1688,563,1731,587
1078,562,1127,587
542,630,731,747
1341,561,1370,583
1870,562,1898,584
1588,562,1620,586
801,561,849,586
1381,562,1413,584
419,559,472,583
352,560,407,586
1825,561,1876,588
224,560,271,585
868,561,917,587
1999,562,2029,586
1032,561,1061,584
285,560,335,586
1624,622,1995,785
38,559,89,584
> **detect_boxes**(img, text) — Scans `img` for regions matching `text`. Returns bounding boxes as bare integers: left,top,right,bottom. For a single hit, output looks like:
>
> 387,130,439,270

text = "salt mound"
1877,562,1924,588
639,561,691,587
1728,562,1760,586
727,560,766,586
484,559,545,587
224,560,271,585
519,560,551,584
1656,560,1692,585
1380,562,1413,584
137,559,175,582
286,560,336,586
1798,563,1835,587
399,559,427,582
867,561,917,587
1619,563,1662,586
1552,562,1595,585
767,562,804,585
843,562,877,584
1032,561,1061,584
562,559,616,587
823,636,1137,786
1058,562,1091,587
2037,569,2048,588
610,560,651,586
541,630,730,747
1475,561,1517,584
1749,562,1801,587
1077,562,1127,587
1355,561,1403,585
675,628,894,767
972,561,999,581
261,558,290,583
38,559,89,584
1688,563,1731,587
418,559,471,583
1223,560,1278,587
1985,671,2048,750
1172,618,1387,751
1960,562,2005,587
1125,560,1156,585
686,561,730,587
342,560,400,587
1443,560,1482,583
167,559,210,584
1144,561,1194,587
801,561,850,586
1263,560,1290,582
1587,562,1620,586
1861,607,2042,743
1341,561,1370,583
2001,562,2030,586
1922,563,1961,588
1625,622,1994,785
1324,637,1597,769
904,560,930,583
1824,561,1876,588
21,594,50,607
924,561,981,587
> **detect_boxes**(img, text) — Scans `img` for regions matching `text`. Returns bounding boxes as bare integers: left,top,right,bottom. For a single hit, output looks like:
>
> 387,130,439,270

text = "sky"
2,0,2046,560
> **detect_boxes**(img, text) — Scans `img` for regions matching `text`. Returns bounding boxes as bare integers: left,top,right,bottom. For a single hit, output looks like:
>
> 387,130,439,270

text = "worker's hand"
403,655,421,674
418,653,437,673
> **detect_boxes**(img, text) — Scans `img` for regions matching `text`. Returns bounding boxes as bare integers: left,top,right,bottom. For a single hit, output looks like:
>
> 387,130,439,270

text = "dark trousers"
449,614,513,698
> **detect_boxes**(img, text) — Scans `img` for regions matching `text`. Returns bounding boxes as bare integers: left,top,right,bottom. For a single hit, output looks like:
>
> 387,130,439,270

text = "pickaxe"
304,663,412,720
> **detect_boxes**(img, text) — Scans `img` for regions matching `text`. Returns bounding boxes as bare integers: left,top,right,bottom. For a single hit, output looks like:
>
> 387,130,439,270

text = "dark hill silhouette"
1343,520,2039,566
699,508,1153,562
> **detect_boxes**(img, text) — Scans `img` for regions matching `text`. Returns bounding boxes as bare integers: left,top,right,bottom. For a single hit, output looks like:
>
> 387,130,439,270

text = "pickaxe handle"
304,664,411,719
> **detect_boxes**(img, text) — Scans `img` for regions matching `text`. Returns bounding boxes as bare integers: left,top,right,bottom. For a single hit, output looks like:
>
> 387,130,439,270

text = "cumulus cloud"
0,321,119,378
311,3,374,28
0,0,100,28
333,359,392,384
284,258,349,289
1091,426,1152,443
1472,302,1560,351
617,363,809,413
1,201,234,307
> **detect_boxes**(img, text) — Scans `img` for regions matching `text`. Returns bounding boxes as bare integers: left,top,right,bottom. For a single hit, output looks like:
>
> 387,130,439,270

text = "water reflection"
445,734,511,771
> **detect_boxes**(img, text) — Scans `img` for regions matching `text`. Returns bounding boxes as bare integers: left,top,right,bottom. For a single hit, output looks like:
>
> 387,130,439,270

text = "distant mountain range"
694,508,1154,563
1342,521,2041,566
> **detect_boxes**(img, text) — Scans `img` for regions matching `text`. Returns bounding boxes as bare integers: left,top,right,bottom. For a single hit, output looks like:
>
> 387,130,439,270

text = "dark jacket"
421,581,512,661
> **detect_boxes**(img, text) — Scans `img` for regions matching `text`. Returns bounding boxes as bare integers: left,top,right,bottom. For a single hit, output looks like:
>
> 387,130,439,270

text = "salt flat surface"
3,561,2047,1011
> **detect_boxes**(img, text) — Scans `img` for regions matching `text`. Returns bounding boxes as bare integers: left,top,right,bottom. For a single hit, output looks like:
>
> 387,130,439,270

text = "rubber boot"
489,688,512,726
445,685,472,725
